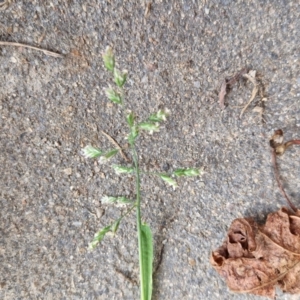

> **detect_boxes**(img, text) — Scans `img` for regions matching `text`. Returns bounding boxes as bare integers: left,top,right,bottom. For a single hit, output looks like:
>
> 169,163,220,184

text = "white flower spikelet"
82,145,102,159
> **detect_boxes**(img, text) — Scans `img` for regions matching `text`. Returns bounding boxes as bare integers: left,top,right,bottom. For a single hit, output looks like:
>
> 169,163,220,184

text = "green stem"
120,202,137,220
131,145,145,300
140,171,162,177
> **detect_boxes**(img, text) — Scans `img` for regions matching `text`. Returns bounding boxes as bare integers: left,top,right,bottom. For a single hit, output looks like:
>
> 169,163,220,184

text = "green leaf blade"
140,223,153,300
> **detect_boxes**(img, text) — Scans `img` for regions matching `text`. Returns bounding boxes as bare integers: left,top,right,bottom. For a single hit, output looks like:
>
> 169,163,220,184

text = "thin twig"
271,148,297,212
0,41,64,58
240,73,259,118
101,130,130,162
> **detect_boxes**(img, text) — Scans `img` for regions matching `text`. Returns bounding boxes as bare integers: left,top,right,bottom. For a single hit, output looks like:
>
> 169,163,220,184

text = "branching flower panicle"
82,47,202,300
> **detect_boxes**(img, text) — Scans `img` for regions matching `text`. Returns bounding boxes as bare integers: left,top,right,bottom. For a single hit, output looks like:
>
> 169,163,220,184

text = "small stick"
101,130,130,162
271,148,297,212
240,72,259,118
240,84,258,118
0,41,64,58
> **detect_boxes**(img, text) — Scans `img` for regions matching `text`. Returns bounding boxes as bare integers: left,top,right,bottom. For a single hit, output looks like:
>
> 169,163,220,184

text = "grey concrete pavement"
0,1,300,299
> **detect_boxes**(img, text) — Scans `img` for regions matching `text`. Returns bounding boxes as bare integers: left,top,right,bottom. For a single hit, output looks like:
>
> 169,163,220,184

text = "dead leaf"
211,208,300,298
211,129,300,298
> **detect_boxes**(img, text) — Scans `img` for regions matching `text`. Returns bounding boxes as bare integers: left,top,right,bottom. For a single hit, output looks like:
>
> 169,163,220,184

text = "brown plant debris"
0,41,64,58
211,129,300,298
270,129,300,156
101,130,130,162
219,67,248,109
219,68,266,119
240,70,259,118
211,208,300,298
270,129,300,212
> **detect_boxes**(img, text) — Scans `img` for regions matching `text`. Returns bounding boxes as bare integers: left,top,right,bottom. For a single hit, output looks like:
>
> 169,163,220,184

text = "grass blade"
140,223,153,300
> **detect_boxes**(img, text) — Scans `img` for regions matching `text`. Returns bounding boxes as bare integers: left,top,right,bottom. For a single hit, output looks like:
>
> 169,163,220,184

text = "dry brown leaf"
211,129,300,298
211,208,300,298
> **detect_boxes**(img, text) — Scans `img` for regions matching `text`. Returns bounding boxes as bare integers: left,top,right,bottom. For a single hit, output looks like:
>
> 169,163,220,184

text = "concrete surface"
0,1,300,299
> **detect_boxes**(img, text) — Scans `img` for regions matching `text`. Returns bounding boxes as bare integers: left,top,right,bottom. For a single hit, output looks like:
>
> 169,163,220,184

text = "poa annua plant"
82,47,202,300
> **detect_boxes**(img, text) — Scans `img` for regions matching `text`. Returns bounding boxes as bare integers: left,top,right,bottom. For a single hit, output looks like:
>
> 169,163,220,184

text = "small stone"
72,221,82,227
188,258,196,267
96,208,104,219
10,56,17,63
141,75,148,84
194,81,200,88
63,168,72,175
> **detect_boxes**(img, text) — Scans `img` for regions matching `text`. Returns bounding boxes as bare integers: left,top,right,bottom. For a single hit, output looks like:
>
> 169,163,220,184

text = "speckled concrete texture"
0,1,300,299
